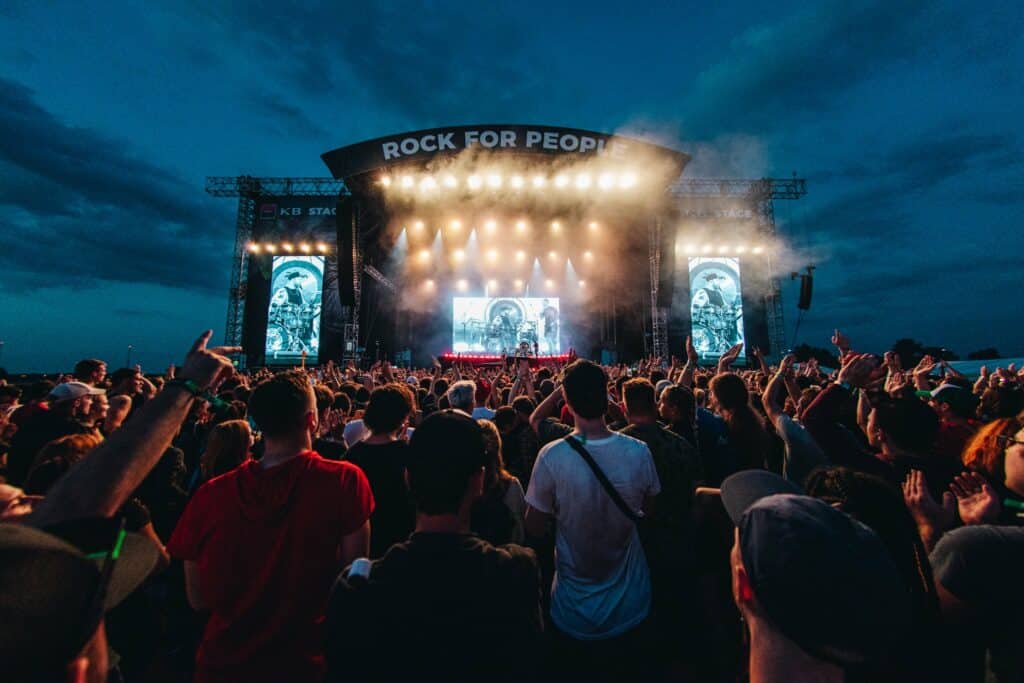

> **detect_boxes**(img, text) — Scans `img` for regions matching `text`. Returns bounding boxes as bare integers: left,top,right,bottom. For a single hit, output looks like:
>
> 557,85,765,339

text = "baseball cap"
0,517,158,678
721,470,910,665
916,383,978,414
48,381,105,403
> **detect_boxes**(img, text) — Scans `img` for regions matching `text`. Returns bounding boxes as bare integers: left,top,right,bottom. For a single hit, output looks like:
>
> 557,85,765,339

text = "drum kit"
458,318,538,353
267,302,321,355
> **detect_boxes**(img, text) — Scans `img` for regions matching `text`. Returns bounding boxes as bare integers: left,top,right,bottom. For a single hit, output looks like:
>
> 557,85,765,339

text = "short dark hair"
873,397,940,454
363,385,413,434
73,359,105,381
0,385,22,402
493,406,518,431
433,379,449,397
248,371,313,438
562,360,608,419
511,396,535,418
314,385,335,414
332,392,352,417
623,378,657,417
407,411,487,515
109,367,139,387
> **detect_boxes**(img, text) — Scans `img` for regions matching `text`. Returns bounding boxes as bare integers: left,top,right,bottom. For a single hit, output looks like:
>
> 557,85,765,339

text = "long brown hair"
201,419,251,479
962,416,1023,487
710,372,769,470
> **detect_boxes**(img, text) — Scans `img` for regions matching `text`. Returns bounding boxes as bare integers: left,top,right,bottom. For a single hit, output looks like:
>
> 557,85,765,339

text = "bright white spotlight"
550,221,561,233
735,245,748,254
545,279,554,289
400,175,414,189
575,174,592,189
683,244,696,255
718,245,730,254
442,174,457,188
380,175,392,188
418,249,431,263
752,245,765,254
583,250,593,260
467,175,482,190
702,244,713,254
413,220,425,232
579,280,586,287
514,279,523,288
548,250,558,261
487,279,498,289
515,250,526,262
449,219,462,231
264,244,277,253
299,242,312,253
588,221,599,231
420,176,437,191
620,171,637,188
424,279,435,290
515,220,527,232
282,242,294,252
487,173,502,188
486,248,498,262
510,175,525,189
484,219,497,233
532,175,547,188
598,173,614,189
453,249,465,262
247,242,260,253
316,242,328,253
554,174,569,188
456,279,468,291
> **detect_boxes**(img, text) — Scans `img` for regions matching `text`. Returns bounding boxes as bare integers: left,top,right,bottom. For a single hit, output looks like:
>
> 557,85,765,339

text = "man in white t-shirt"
525,360,660,678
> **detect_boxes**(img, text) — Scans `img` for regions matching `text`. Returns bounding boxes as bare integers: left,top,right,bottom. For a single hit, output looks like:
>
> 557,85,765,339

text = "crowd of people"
2,329,1024,682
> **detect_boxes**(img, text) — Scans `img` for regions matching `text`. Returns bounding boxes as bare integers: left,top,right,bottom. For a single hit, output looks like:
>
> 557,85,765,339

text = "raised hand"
179,330,238,391
950,471,1002,525
685,335,698,364
902,470,955,548
778,354,796,374
831,329,851,352
838,353,878,389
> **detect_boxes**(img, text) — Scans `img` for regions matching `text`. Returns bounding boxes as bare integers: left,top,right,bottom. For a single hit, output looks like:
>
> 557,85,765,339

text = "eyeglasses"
997,434,1024,448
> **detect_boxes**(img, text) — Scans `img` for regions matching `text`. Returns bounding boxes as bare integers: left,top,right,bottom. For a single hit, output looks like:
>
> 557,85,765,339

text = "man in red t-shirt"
168,371,373,683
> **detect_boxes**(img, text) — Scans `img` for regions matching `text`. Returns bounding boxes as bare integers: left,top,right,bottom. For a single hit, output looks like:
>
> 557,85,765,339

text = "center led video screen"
452,297,560,354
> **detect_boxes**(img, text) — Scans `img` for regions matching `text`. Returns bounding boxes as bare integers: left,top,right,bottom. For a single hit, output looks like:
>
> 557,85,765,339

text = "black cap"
721,471,911,665
0,518,159,678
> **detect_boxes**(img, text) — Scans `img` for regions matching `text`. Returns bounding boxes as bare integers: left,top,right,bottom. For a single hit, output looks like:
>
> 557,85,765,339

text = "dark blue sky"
1,1,1022,371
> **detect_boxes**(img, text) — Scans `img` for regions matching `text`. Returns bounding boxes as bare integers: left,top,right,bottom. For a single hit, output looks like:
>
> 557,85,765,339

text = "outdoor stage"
205,125,806,368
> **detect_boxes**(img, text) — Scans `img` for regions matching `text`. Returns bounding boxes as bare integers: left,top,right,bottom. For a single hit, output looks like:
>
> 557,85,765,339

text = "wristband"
167,379,203,397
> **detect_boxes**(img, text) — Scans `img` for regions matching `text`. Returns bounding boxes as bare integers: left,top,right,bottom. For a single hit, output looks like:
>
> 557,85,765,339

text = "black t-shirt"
7,411,91,486
326,532,542,682
314,437,348,461
344,441,414,558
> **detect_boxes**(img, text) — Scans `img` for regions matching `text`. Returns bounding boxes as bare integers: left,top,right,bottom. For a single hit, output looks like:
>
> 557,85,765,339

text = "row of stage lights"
416,248,594,265
246,241,329,254
678,243,767,255
381,171,638,193
421,278,583,292
406,218,599,234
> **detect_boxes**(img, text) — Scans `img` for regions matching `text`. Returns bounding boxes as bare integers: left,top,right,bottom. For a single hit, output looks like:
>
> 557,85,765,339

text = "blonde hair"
201,419,251,479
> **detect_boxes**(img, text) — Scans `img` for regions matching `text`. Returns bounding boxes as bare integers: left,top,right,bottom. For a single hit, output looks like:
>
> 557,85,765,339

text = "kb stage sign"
321,124,689,180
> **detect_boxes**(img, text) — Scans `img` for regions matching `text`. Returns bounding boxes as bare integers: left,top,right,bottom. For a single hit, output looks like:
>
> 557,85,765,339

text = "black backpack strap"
562,435,642,524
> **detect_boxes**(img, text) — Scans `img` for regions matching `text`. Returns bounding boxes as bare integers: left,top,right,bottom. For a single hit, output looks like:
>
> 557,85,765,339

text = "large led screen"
453,297,560,354
688,257,745,361
265,255,324,364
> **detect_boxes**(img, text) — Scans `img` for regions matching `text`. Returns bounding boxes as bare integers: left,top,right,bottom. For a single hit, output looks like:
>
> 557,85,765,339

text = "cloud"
245,90,330,140
0,76,231,293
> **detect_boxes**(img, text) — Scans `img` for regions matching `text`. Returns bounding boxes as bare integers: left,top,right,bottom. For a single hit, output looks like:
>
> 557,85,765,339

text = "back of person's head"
536,367,553,382
872,397,940,455
562,360,608,419
25,433,103,495
419,377,432,392
446,380,476,413
73,359,105,383
248,371,314,439
511,395,535,418
804,466,939,624
233,386,251,404
25,380,55,403
661,385,696,422
407,411,487,515
493,406,518,432
962,415,1023,485
338,383,358,401
622,378,657,418
539,379,555,398
477,419,509,491
0,384,21,404
649,369,666,385
363,384,413,435
109,367,138,388
332,392,352,417
201,419,251,480
433,378,449,397
710,372,749,413
354,386,371,407
979,385,1024,421
314,385,335,415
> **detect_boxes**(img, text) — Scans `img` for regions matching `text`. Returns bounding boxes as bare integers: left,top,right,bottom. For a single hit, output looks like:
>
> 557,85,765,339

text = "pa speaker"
656,222,675,308
336,195,356,306
798,273,814,310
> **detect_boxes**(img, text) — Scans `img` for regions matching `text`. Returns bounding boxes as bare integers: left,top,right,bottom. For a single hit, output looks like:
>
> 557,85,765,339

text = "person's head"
709,372,748,414
73,359,107,386
919,384,978,422
108,368,142,395
248,371,316,442
867,397,940,457
493,406,518,434
363,384,414,436
539,379,555,399
407,411,487,517
432,378,449,398
201,419,252,480
332,392,352,418
48,382,105,420
562,360,608,420
25,433,104,495
796,386,821,418
622,378,657,422
658,384,695,425
1,520,158,683
446,380,477,414
0,384,22,411
477,419,510,492
721,471,910,670
511,396,535,422
25,380,56,403
978,385,1024,422
962,415,1024,495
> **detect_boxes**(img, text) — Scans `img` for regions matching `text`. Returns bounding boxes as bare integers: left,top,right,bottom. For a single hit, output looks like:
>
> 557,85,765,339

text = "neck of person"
415,504,472,535
363,429,399,445
261,432,313,468
627,411,658,427
748,620,843,683
573,414,612,441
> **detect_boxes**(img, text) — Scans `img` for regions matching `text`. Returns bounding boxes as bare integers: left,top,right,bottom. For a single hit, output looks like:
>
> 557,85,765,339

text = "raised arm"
27,331,236,527
762,354,794,424
529,384,564,437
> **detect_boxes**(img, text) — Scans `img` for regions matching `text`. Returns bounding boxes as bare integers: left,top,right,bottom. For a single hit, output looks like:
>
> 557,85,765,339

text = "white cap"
48,382,105,403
